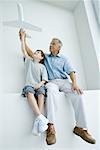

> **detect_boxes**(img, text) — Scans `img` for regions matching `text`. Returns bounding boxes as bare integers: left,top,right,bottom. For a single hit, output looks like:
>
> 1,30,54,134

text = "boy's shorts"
22,85,47,98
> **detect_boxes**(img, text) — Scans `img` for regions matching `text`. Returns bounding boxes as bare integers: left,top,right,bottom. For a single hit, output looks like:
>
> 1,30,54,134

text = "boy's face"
34,50,43,61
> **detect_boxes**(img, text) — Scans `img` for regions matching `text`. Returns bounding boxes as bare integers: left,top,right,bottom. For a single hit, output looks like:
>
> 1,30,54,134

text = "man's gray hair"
52,38,63,48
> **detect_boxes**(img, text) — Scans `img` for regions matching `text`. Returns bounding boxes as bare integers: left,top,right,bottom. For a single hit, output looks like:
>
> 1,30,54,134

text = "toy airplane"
3,3,42,38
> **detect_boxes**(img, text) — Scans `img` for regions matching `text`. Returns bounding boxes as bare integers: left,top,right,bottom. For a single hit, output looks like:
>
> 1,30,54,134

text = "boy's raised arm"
19,30,32,59
25,41,34,59
19,29,34,59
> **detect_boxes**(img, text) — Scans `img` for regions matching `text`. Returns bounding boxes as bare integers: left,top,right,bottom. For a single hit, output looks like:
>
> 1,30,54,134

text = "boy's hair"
36,50,45,64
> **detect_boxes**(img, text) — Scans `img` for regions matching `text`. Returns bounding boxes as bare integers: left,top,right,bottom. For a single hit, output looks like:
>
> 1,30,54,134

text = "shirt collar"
49,53,60,57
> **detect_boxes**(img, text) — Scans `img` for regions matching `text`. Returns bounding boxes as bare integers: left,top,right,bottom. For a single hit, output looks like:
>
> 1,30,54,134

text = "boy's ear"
41,56,44,59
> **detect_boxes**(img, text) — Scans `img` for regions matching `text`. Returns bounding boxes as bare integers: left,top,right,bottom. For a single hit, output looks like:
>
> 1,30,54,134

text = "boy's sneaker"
32,114,49,135
32,118,41,136
38,114,49,133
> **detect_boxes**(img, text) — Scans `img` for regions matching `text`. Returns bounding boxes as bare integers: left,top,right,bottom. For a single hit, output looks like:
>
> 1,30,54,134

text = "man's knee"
46,82,59,93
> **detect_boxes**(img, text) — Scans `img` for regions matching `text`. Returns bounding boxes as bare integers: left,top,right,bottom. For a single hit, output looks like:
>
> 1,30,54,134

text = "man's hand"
69,72,83,95
19,29,26,41
71,82,83,95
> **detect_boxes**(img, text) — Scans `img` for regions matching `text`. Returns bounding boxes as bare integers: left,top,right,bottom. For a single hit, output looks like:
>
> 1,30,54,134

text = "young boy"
19,29,49,136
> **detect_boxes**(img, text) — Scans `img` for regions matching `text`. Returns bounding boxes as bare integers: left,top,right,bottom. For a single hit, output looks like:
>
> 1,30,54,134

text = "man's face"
49,39,60,55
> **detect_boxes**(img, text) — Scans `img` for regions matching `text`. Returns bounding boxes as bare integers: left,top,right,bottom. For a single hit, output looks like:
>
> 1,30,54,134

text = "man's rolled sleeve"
63,57,76,75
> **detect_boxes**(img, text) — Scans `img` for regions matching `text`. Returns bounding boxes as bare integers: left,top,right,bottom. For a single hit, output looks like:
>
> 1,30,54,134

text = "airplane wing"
3,21,22,28
21,21,42,32
3,20,42,32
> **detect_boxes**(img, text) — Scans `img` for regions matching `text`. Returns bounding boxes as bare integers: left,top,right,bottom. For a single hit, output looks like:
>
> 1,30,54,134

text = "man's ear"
59,45,61,50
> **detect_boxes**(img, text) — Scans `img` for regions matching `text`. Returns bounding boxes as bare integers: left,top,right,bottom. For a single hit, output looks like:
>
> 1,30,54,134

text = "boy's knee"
27,92,34,98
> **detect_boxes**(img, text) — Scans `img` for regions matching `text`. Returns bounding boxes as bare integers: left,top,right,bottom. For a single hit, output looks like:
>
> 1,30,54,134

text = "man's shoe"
73,126,96,144
46,123,56,145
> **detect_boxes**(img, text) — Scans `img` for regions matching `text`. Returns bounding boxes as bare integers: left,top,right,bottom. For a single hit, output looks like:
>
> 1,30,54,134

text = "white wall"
0,5,3,93
84,0,100,62
0,1,87,93
74,1,100,90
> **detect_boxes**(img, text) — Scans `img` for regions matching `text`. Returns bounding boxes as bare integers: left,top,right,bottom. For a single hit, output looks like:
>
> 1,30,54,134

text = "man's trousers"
45,79,87,129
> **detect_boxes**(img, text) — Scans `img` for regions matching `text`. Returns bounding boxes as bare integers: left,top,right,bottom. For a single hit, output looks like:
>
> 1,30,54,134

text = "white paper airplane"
3,3,42,38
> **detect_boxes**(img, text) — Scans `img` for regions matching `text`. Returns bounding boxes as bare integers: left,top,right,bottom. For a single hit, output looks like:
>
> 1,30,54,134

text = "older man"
43,38,96,145
19,32,96,145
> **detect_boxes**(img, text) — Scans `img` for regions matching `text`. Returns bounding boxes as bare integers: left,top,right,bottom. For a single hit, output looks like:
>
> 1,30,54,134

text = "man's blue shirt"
44,54,75,80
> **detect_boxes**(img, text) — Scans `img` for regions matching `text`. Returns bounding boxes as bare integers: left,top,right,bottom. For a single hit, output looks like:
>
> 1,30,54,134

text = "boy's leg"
27,92,48,135
27,92,41,116
37,94,44,113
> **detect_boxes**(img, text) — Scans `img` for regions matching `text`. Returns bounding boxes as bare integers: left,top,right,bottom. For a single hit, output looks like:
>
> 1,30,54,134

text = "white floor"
0,90,100,150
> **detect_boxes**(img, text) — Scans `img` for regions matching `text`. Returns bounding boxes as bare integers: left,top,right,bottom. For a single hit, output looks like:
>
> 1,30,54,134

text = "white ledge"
0,90,99,150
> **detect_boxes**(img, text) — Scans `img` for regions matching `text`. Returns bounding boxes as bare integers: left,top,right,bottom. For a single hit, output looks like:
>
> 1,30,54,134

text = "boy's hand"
34,83,42,90
19,29,26,41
